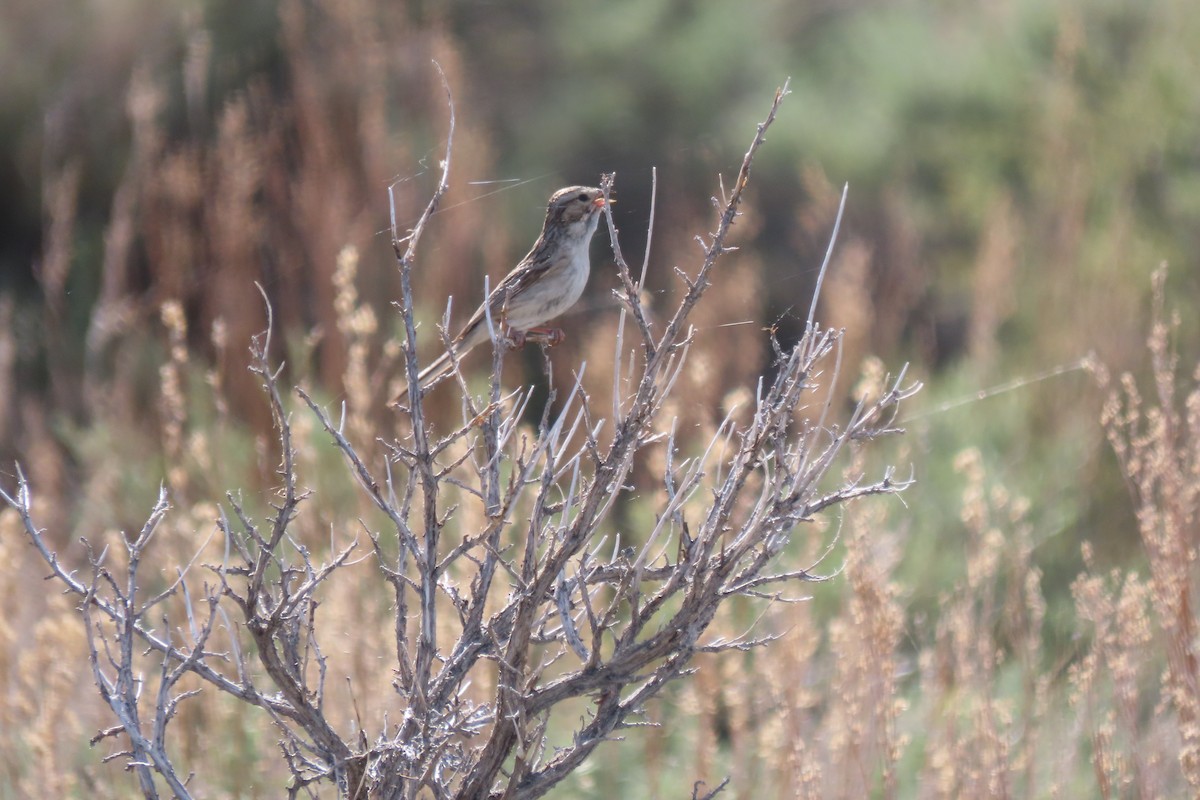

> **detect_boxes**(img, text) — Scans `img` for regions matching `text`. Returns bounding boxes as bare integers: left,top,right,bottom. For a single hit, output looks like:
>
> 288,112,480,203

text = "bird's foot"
501,328,527,350
501,327,565,349
521,327,566,347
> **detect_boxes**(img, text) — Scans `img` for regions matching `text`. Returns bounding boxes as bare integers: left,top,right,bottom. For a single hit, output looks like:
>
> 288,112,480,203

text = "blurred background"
2,0,1198,796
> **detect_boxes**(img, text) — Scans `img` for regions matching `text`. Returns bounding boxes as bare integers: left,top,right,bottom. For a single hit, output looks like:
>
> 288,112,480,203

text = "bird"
395,185,609,400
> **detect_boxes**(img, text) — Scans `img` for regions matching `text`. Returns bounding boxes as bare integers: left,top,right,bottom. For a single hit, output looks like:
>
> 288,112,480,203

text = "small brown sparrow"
396,186,608,399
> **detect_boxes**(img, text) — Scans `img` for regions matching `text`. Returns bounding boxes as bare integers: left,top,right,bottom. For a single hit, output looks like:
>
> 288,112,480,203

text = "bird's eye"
577,192,589,202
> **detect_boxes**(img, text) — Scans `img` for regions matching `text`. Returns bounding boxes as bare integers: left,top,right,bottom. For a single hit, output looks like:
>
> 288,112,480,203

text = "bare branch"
3,79,916,800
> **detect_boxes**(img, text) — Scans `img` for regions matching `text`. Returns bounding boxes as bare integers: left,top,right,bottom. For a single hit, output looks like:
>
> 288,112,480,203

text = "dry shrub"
2,83,922,799
640,267,1200,798
4,3,1198,790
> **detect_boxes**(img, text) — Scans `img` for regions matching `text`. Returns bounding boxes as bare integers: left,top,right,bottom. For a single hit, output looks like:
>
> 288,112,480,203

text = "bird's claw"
518,327,566,348
503,329,527,350
501,327,565,349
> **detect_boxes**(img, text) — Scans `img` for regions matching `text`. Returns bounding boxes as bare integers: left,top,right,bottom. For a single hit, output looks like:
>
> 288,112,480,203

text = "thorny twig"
2,79,918,799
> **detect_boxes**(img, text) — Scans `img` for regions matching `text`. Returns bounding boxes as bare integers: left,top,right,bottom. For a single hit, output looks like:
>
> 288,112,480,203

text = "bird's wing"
453,251,554,343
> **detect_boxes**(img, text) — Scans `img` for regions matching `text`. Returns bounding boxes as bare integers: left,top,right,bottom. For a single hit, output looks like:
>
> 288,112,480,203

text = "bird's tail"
392,326,487,403
393,350,455,403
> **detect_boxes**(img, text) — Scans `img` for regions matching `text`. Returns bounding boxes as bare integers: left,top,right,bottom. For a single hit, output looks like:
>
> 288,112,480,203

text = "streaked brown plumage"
396,185,607,400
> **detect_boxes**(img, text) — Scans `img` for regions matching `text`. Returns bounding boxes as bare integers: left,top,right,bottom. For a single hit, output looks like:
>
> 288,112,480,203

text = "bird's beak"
593,196,611,209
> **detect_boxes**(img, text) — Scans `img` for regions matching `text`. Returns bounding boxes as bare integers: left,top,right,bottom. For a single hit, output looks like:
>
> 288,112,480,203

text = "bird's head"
545,186,609,239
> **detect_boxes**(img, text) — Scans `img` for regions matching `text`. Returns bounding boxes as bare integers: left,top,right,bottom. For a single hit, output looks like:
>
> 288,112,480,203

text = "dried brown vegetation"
8,135,1199,799
4,85,924,798
3,2,1199,798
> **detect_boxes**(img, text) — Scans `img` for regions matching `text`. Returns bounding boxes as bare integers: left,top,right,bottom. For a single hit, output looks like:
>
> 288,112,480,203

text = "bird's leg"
521,327,566,347
499,327,564,349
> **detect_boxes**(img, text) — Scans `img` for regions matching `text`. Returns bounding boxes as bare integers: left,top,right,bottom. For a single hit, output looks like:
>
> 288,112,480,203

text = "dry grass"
2,2,1198,797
